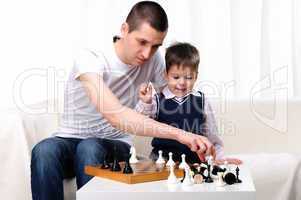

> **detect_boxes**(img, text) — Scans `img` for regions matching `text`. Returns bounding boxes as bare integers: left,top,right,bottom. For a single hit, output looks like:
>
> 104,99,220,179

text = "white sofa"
1,99,301,200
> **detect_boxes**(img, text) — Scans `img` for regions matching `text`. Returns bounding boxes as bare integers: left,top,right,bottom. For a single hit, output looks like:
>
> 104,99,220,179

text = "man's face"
165,65,197,97
121,22,167,66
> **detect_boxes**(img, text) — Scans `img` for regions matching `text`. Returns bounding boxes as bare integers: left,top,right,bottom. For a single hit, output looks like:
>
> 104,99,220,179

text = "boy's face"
165,65,197,97
120,22,167,66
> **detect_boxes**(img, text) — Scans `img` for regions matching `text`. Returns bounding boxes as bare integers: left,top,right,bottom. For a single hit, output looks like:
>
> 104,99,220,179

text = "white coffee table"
77,165,256,200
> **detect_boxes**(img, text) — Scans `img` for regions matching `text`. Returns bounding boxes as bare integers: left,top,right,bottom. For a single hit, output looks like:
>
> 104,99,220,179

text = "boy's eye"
173,76,179,79
185,76,193,80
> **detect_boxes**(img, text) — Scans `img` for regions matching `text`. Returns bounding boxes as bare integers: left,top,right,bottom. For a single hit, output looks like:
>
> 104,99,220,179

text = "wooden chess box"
85,161,184,184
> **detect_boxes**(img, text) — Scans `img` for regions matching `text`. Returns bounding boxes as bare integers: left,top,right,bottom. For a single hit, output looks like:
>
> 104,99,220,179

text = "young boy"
136,42,242,164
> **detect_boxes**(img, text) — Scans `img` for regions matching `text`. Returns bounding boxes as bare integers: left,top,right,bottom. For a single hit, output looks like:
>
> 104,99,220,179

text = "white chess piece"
179,154,189,169
207,155,213,165
216,172,226,187
167,164,179,184
129,146,139,164
156,150,165,164
182,166,194,186
166,152,175,168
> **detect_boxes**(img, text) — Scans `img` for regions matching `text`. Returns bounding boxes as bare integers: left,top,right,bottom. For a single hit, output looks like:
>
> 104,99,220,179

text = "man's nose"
142,47,152,60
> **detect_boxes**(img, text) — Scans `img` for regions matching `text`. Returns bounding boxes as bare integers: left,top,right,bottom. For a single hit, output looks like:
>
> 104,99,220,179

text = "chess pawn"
182,166,194,186
123,154,133,174
129,146,139,164
205,159,213,183
111,158,121,171
111,145,121,171
101,154,111,169
167,164,179,184
123,161,133,174
166,152,175,168
156,150,165,164
101,158,111,169
179,154,189,169
235,166,242,183
216,172,226,187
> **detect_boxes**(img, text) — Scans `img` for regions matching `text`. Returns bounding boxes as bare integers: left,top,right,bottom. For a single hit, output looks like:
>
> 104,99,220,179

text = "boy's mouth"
175,87,187,92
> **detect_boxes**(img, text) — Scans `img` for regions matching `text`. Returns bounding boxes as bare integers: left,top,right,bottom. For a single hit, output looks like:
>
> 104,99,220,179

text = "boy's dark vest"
151,92,206,163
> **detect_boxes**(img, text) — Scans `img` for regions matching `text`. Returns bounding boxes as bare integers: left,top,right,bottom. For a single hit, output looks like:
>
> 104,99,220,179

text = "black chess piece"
111,158,121,171
123,154,133,174
212,165,226,176
111,144,121,171
223,172,236,185
190,164,199,176
235,166,242,183
205,162,213,183
101,154,111,169
199,164,208,179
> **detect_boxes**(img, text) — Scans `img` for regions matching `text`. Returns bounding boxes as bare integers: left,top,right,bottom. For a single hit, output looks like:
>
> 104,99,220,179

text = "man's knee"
76,138,106,158
31,137,63,164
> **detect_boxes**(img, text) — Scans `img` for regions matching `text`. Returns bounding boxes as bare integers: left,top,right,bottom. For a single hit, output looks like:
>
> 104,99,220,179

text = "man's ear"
121,22,129,37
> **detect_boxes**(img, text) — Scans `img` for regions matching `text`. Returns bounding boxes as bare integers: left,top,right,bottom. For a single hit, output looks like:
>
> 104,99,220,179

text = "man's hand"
214,158,243,165
138,83,153,104
178,132,215,160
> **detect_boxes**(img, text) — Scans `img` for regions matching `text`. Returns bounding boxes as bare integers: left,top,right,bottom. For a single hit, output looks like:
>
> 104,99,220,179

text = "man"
31,1,215,200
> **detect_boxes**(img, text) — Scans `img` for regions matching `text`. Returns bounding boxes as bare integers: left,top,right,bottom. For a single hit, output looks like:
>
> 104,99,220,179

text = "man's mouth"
137,57,146,63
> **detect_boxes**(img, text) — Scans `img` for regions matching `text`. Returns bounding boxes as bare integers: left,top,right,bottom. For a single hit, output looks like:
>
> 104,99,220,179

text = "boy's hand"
138,83,153,104
214,158,243,165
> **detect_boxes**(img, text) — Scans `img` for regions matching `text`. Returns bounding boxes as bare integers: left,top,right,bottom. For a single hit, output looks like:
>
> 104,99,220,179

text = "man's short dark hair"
165,42,200,73
126,1,168,32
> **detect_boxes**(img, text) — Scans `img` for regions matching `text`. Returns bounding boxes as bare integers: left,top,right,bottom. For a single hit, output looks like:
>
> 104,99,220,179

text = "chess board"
85,161,184,184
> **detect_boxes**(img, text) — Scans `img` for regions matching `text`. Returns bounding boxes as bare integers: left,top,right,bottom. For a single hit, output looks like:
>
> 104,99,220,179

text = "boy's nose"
179,78,186,85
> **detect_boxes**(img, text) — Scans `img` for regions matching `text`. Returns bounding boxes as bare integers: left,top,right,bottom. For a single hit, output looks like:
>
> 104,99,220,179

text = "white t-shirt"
55,41,166,145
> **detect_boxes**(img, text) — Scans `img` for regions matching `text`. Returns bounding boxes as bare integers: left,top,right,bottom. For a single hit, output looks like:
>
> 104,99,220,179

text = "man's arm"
79,72,214,156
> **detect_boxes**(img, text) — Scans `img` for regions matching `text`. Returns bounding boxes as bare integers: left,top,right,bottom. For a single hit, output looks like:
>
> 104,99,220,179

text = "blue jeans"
31,136,130,200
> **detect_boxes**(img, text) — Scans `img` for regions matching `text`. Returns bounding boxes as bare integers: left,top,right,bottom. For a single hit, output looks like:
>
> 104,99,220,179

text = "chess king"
136,42,243,165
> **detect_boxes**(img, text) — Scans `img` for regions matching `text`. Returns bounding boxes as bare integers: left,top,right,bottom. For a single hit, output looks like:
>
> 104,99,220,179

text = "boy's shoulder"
191,90,205,97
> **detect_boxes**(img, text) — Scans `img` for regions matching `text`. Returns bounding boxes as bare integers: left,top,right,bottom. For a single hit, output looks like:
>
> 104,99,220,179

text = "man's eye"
139,41,147,46
152,44,161,49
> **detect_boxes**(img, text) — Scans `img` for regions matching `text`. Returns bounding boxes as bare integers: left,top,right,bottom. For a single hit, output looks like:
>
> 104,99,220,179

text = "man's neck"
113,37,129,65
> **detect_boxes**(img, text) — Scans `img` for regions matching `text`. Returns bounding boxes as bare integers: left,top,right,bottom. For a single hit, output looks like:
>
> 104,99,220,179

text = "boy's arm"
78,73,214,157
134,95,158,119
